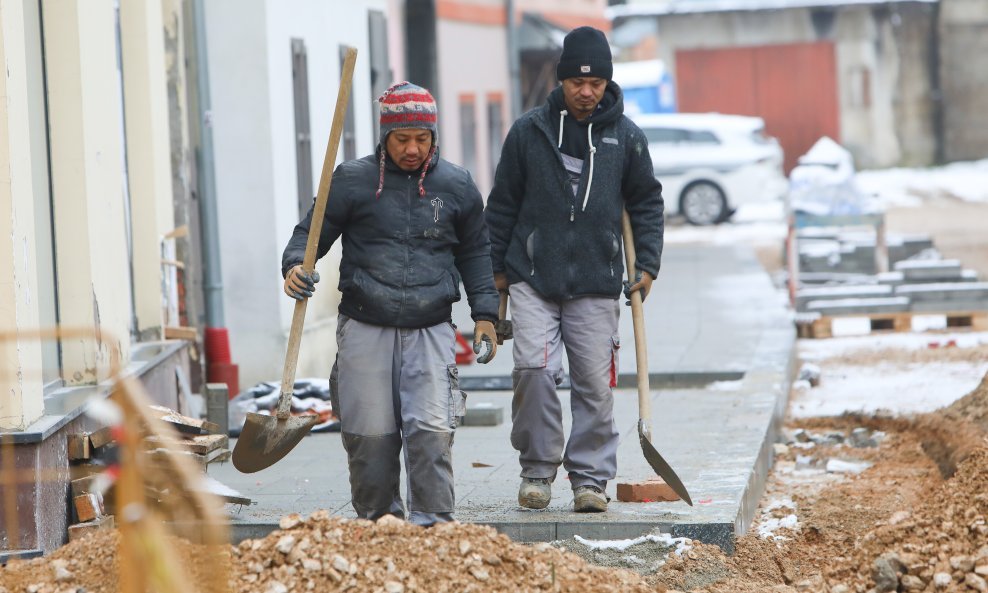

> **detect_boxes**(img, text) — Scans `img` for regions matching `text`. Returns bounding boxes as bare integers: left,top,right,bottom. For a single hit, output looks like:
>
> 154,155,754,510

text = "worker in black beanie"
485,25,665,513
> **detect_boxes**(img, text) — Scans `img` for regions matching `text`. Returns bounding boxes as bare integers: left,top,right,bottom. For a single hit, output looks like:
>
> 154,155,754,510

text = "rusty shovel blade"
232,411,319,473
639,419,693,506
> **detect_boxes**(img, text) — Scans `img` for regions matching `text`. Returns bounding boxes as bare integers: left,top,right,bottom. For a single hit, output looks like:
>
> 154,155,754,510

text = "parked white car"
631,113,788,225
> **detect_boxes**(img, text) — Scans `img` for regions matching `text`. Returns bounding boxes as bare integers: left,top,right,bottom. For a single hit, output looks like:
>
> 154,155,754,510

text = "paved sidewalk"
211,242,795,553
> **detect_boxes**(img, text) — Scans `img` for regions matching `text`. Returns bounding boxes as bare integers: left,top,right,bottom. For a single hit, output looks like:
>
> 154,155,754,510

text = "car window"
686,130,719,144
642,127,686,144
642,126,720,145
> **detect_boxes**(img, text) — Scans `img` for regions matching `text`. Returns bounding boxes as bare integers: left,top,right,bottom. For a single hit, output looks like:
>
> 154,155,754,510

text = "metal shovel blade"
639,419,693,506
232,412,319,473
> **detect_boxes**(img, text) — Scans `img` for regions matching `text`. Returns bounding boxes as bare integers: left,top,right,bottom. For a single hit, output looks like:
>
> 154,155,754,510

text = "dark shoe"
518,477,552,509
573,485,609,513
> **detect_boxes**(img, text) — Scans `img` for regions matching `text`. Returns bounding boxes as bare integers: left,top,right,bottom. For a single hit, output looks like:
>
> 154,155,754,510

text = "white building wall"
206,0,385,388
437,20,509,194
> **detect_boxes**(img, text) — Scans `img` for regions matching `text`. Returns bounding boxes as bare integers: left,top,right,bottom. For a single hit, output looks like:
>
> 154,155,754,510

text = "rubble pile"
231,512,653,593
0,512,653,593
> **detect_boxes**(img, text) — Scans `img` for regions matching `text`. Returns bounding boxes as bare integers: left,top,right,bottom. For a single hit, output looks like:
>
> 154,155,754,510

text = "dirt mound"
0,513,653,593
943,371,988,433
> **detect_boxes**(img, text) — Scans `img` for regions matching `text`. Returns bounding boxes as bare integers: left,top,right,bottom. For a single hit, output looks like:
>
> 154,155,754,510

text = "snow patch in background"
665,158,988,249
857,159,988,206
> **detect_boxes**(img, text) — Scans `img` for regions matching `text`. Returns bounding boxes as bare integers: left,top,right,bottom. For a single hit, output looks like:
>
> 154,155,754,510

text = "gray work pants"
330,315,463,526
508,282,621,489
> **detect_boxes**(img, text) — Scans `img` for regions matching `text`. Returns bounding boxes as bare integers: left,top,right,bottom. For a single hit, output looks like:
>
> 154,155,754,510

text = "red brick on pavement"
616,479,681,503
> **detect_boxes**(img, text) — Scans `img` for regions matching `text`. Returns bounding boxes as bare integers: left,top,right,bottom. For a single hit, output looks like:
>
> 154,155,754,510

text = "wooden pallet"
796,310,988,339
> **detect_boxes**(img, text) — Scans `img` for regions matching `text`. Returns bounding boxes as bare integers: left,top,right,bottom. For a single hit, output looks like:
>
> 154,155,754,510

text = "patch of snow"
830,317,874,337
707,379,745,391
757,498,800,540
790,359,988,418
758,514,800,540
573,533,692,556
826,459,871,474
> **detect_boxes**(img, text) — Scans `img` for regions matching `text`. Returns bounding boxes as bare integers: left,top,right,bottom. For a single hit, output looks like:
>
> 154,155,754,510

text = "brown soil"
825,343,988,366
646,368,988,593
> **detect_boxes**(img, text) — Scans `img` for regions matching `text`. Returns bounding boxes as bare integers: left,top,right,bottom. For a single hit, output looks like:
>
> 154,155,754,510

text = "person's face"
386,128,433,172
561,77,607,120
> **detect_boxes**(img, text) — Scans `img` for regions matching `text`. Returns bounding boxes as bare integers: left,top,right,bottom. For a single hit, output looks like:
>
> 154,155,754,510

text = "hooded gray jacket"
282,148,499,328
485,83,664,301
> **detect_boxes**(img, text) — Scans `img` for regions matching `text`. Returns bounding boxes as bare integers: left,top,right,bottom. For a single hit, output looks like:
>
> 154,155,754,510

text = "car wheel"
680,181,728,226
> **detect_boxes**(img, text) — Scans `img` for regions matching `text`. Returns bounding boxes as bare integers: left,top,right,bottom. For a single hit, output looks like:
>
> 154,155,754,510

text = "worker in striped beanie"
281,79,499,527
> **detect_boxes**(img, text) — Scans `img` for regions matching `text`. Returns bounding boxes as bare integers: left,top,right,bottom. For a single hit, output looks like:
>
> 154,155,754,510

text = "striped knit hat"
378,81,438,147
376,81,438,198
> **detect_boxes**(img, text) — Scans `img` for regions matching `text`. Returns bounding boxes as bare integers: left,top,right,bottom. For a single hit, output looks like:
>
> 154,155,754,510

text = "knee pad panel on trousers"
405,429,455,514
342,432,402,519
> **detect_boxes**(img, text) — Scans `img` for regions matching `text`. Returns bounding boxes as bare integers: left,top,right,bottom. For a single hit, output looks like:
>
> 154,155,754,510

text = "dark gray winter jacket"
282,148,499,328
485,83,664,301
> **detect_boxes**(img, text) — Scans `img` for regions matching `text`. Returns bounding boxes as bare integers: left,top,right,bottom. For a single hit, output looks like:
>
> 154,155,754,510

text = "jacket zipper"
399,175,412,319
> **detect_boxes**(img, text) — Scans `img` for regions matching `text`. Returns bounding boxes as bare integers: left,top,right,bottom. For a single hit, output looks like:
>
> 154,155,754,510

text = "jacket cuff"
471,313,499,324
282,261,303,279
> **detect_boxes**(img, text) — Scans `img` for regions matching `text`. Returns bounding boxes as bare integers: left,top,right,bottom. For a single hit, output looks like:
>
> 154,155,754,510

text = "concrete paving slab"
209,243,795,554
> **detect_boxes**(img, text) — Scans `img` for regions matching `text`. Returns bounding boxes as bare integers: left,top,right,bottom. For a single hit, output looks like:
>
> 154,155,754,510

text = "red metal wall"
676,42,840,173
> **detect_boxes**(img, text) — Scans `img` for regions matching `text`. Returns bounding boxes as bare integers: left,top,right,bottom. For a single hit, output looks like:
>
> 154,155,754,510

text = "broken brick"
73,492,104,523
616,479,681,503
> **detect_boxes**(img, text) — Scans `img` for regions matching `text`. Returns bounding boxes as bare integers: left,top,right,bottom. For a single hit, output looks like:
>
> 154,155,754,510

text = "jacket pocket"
608,232,620,277
525,230,537,277
512,320,549,370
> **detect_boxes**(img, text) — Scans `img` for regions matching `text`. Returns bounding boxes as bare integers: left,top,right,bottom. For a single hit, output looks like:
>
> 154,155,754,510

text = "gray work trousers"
330,315,464,526
508,282,621,489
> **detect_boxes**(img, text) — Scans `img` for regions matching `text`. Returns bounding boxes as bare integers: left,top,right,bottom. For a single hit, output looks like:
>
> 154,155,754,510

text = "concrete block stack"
793,230,988,320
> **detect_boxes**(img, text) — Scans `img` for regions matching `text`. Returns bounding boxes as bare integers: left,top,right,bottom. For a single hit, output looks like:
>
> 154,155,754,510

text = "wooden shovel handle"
278,47,358,418
621,209,652,438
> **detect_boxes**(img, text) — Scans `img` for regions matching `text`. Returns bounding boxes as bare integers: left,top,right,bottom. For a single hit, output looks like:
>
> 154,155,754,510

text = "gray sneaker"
573,485,609,513
518,478,552,509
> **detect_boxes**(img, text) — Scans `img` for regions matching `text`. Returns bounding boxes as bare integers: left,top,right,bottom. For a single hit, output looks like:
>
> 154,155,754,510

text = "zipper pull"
570,204,575,222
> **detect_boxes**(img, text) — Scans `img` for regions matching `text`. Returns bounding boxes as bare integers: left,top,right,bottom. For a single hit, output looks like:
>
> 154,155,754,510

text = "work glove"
473,320,498,364
284,265,321,301
623,269,654,305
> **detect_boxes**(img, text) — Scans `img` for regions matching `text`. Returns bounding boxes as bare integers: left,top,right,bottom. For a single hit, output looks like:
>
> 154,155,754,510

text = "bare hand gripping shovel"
621,209,693,506
232,48,358,473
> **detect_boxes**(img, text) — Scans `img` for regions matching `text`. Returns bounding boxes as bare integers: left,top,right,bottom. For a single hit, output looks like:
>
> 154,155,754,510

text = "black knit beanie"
556,26,613,81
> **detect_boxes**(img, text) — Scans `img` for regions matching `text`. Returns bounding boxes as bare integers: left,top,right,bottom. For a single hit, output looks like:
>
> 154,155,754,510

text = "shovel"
232,47,358,474
621,209,693,506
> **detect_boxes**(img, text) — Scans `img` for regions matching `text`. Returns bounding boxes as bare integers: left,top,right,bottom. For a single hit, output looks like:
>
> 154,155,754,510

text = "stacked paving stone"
794,231,988,316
